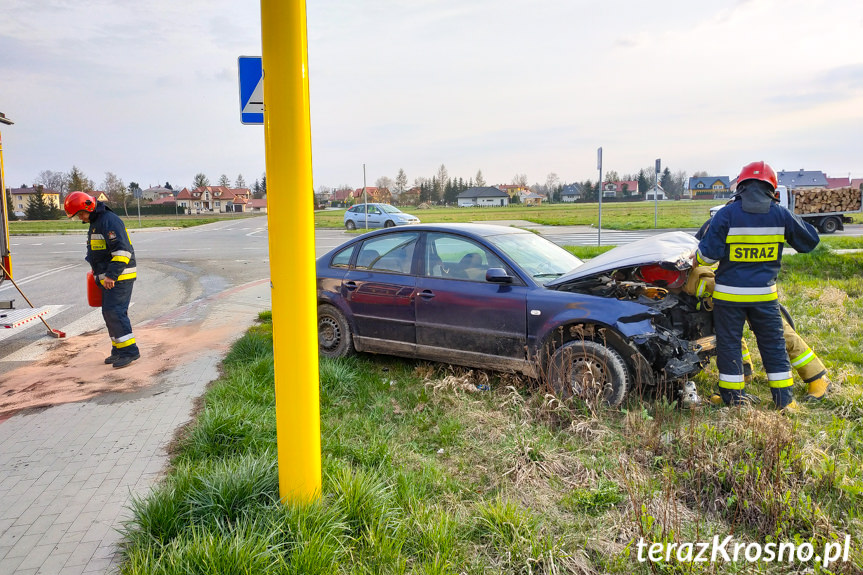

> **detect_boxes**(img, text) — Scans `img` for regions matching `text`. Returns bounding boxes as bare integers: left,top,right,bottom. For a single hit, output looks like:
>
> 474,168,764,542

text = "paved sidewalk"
0,351,222,574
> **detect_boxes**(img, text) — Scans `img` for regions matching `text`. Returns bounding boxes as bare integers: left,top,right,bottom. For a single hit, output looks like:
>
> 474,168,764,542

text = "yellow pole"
260,0,321,502
0,127,13,280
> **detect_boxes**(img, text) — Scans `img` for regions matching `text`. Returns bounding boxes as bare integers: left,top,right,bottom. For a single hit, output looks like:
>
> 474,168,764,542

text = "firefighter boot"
105,354,119,365
711,389,759,407
804,377,832,402
771,387,797,411
113,352,141,369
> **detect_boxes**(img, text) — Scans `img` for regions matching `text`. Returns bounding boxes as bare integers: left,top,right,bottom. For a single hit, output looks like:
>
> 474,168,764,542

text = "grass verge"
120,247,863,574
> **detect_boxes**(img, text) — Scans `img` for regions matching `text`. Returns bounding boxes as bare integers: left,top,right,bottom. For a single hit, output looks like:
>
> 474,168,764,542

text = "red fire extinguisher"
87,270,102,307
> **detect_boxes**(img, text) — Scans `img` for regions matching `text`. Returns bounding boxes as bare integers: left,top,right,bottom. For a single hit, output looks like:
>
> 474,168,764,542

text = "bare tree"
102,172,128,213
604,170,620,182
34,170,68,196
436,164,448,202
475,169,486,187
235,174,247,189
545,172,559,198
395,169,408,195
375,176,393,191
512,173,528,187
218,174,230,187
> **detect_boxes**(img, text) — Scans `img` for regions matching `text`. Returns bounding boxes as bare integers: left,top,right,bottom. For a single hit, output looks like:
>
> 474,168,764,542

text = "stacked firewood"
793,186,862,214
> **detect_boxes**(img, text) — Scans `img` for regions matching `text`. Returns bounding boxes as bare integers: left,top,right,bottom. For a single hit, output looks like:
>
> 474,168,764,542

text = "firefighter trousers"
101,279,139,358
741,316,826,383
714,300,792,391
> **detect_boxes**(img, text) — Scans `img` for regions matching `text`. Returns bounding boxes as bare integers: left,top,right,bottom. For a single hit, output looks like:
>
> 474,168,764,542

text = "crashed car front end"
546,232,716,386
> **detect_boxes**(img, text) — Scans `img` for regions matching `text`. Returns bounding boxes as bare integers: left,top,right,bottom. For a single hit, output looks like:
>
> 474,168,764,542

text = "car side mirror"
485,267,513,284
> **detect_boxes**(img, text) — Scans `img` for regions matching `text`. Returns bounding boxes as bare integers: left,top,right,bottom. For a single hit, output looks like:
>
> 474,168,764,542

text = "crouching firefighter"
64,192,141,369
695,161,819,409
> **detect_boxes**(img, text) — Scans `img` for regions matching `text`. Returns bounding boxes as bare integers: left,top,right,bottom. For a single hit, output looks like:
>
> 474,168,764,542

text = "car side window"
425,233,505,281
331,245,355,268
355,232,419,274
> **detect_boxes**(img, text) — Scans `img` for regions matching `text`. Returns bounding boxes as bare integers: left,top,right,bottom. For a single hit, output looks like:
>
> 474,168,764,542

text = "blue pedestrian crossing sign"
238,56,263,125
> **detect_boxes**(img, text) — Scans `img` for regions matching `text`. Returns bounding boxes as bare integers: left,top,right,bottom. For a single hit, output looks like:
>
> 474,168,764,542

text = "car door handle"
344,281,358,291
417,289,435,299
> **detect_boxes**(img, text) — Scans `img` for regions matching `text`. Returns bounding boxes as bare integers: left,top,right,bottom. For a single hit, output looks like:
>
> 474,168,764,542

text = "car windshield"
486,232,584,281
380,205,403,214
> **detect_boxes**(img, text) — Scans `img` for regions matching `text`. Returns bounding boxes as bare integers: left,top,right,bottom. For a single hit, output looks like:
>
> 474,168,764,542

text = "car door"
365,205,384,228
342,231,419,356
414,232,528,372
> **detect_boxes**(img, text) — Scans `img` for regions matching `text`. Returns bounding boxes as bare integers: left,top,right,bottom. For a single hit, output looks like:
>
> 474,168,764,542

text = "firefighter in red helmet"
696,161,819,409
65,192,141,368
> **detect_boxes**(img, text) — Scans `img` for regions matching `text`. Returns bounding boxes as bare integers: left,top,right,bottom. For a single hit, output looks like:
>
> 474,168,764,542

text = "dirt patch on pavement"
0,322,240,422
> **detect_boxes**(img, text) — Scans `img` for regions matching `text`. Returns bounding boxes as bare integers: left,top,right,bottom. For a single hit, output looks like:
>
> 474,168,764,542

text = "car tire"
345,220,356,231
546,340,630,406
318,304,354,358
384,220,395,228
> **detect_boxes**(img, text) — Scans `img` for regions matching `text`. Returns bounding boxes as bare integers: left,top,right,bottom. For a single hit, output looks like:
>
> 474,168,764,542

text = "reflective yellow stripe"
741,350,751,362
696,251,716,266
791,349,815,368
117,271,137,281
713,291,778,303
718,373,745,390
713,284,777,303
113,337,136,349
111,255,130,264
768,377,794,389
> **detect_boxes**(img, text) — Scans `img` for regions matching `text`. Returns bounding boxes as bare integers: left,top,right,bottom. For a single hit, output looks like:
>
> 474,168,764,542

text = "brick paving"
0,352,222,574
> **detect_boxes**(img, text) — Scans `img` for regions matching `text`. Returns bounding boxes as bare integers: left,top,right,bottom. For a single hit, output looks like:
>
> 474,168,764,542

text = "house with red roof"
600,180,639,199
176,186,251,213
826,176,851,189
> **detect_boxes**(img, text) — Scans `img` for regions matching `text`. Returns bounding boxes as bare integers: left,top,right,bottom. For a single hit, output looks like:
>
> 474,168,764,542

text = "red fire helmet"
737,161,778,191
64,191,97,218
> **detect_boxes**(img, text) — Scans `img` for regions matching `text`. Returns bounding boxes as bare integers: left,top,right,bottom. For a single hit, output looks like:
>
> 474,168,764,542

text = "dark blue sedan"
317,224,715,405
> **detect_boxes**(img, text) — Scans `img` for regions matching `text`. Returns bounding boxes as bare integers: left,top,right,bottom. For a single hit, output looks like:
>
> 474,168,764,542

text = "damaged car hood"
546,231,698,287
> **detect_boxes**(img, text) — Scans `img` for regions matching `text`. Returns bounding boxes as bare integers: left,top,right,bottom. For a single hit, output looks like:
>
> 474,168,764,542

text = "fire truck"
0,112,54,331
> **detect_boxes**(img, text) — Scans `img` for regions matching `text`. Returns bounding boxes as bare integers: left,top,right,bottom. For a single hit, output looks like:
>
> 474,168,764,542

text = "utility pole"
654,158,661,228
363,163,368,229
597,147,603,246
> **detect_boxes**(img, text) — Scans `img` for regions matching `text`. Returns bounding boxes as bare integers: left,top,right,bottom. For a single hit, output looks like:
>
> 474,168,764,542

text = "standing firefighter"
696,161,819,409
64,192,141,368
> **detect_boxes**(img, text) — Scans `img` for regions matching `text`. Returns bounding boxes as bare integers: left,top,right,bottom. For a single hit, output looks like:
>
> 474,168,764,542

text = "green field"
118,238,863,574
315,200,723,230
7,212,260,234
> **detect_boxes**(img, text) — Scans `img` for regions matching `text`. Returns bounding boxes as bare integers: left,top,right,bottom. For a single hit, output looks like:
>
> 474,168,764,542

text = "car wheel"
318,304,354,358
546,340,630,406
384,220,395,228
345,220,356,231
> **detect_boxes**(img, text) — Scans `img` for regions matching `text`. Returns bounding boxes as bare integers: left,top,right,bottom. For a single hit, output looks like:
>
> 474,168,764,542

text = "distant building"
600,180,639,199
688,176,731,200
560,183,583,202
777,169,828,189
9,187,61,215
456,187,509,207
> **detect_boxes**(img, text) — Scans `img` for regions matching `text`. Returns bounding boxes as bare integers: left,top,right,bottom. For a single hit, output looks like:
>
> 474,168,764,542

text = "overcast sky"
2,0,862,193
